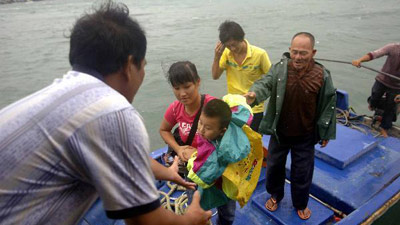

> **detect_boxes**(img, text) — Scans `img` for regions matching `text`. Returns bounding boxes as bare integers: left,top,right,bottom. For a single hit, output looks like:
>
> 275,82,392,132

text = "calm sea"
1,0,399,150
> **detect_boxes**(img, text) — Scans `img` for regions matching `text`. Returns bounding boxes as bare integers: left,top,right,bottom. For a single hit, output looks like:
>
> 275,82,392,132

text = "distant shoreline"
0,0,44,4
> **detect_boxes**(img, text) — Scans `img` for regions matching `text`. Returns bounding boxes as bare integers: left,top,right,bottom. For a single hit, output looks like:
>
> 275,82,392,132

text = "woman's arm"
159,118,191,161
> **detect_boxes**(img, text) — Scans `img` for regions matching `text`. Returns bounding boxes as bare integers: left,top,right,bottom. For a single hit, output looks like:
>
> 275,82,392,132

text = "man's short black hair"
202,99,232,129
218,20,245,44
69,1,146,76
292,32,315,48
167,61,200,87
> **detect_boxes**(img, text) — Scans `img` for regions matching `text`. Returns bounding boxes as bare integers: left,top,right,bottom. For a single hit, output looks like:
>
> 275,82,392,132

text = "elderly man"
352,43,400,137
0,2,211,225
245,32,336,220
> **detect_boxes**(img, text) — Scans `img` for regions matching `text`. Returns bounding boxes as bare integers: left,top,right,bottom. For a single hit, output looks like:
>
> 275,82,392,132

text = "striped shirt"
0,71,160,225
368,43,400,89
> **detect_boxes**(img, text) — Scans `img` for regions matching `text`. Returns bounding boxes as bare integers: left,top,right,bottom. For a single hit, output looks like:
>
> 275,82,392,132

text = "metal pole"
315,58,400,82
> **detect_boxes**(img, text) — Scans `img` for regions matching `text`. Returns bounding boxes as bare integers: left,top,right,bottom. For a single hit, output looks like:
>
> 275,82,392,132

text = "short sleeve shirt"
0,71,159,225
164,94,215,147
219,40,272,113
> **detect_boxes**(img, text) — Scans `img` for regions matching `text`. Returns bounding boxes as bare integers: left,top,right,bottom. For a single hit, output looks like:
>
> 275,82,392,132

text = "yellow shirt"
219,40,271,113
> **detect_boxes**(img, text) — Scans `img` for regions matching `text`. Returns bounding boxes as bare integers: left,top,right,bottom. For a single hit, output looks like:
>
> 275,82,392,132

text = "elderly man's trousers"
265,132,315,210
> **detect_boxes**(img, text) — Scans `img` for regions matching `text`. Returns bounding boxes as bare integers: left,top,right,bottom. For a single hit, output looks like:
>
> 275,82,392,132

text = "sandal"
297,208,311,220
265,197,278,212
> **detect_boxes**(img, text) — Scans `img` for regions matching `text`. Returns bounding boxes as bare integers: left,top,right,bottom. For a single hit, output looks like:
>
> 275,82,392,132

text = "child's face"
172,81,200,106
198,114,226,141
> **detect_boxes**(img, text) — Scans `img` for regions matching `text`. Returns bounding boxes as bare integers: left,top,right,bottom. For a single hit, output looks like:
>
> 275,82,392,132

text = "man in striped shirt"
0,2,211,225
352,43,400,137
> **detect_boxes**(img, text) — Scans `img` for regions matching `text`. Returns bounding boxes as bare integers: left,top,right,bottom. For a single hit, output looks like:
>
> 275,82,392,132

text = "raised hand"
214,41,225,59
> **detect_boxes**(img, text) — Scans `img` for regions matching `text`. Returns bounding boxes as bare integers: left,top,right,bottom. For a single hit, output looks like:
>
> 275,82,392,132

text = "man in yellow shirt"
212,20,272,132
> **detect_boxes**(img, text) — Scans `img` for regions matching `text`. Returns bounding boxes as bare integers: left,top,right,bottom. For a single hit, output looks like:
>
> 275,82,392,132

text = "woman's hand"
182,146,197,161
177,145,197,162
176,145,188,161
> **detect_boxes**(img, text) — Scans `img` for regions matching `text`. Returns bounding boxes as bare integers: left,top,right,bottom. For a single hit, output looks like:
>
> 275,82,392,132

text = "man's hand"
320,140,329,148
168,156,196,190
124,190,210,225
244,92,256,105
352,59,362,68
184,191,213,225
214,41,225,60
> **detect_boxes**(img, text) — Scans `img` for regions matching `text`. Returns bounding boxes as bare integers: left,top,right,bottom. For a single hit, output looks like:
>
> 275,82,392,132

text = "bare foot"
380,128,388,138
265,197,278,212
297,207,311,220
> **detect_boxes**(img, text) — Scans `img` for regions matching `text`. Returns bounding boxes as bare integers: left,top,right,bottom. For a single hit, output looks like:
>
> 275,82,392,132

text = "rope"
158,181,214,225
315,58,400,82
336,108,381,136
159,181,188,215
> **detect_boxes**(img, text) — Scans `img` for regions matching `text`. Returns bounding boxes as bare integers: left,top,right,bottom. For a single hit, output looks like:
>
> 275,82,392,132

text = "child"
197,99,231,143
194,99,236,225
188,96,263,225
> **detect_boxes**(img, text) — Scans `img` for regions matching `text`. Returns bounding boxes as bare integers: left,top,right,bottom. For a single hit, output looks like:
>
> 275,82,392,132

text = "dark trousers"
370,81,399,129
216,200,236,225
186,181,236,225
265,133,315,210
250,112,264,132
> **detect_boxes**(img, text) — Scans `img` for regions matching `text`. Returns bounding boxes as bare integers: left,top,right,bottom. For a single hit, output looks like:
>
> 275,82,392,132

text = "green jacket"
250,56,336,141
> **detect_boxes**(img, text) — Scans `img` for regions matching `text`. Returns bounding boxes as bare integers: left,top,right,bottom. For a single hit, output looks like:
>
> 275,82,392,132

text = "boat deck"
78,123,400,225
78,90,400,225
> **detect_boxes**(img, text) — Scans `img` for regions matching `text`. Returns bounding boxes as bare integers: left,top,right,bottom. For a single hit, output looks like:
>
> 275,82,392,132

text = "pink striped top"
368,43,400,89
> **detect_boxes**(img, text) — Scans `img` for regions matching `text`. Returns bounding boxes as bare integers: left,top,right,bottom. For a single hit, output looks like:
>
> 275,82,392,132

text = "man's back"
372,43,400,89
0,71,157,224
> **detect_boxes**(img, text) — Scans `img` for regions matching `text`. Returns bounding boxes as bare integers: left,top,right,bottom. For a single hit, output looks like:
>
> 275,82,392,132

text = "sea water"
0,0,399,150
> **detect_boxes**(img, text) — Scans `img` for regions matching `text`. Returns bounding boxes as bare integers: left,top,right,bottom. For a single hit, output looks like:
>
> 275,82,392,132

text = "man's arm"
352,43,395,67
150,156,196,190
212,41,225,80
246,65,275,106
125,191,212,225
352,54,372,67
317,70,337,144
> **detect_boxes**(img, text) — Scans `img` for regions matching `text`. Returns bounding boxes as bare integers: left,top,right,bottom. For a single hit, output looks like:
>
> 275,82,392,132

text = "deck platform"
314,124,378,169
251,182,334,225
